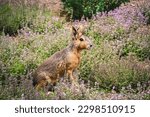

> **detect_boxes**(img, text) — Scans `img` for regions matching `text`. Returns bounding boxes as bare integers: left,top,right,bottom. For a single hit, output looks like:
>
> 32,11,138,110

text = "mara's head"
71,25,92,50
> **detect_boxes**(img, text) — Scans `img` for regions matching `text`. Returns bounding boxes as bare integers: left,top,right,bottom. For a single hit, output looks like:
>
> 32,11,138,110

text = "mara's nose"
90,44,93,48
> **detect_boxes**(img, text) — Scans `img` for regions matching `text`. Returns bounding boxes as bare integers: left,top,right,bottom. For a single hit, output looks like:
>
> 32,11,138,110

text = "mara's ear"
72,26,78,37
77,25,84,34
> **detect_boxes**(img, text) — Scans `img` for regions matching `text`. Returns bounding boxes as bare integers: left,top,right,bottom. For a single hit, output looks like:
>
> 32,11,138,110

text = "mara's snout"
87,39,93,50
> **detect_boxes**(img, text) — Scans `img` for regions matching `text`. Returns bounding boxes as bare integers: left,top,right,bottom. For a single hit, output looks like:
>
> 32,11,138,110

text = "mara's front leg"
73,68,79,81
66,69,78,84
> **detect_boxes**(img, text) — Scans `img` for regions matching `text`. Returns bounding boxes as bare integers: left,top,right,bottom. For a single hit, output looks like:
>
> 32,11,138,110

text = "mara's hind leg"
35,72,53,91
35,79,48,91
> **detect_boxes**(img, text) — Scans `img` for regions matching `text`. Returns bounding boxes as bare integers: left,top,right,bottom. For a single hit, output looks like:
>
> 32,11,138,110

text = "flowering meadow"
0,0,150,99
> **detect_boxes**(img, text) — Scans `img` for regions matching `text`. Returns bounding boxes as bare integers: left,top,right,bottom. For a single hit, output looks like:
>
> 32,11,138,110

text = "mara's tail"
32,77,37,87
32,72,38,87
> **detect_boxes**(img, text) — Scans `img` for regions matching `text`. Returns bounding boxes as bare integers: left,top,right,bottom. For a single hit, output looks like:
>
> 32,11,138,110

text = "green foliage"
0,4,36,35
144,10,150,24
0,32,67,78
141,0,150,24
122,41,140,56
80,54,150,92
30,11,65,34
122,41,150,60
78,27,150,92
62,0,129,19
0,3,64,35
9,60,25,76
0,4,23,35
87,29,103,45
0,42,32,78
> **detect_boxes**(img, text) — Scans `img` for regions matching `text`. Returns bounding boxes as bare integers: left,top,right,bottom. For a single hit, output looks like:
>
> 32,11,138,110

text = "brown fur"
32,25,92,91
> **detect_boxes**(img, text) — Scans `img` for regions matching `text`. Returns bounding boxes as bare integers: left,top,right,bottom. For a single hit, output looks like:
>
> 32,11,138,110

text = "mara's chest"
66,53,81,69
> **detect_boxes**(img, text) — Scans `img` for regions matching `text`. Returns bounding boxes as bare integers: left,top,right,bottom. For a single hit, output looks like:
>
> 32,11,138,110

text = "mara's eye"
80,38,84,41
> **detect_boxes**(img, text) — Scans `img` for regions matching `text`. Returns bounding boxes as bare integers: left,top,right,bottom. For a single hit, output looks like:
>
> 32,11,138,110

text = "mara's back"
36,48,67,74
32,48,68,88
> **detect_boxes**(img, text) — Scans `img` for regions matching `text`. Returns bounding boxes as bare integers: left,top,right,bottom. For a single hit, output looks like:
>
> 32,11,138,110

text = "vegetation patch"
0,0,150,100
